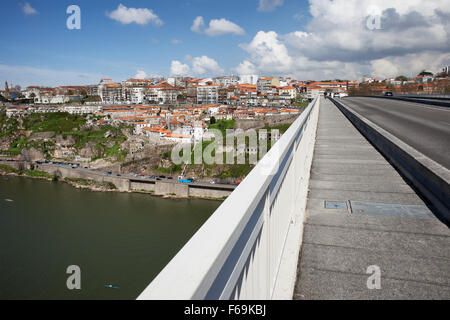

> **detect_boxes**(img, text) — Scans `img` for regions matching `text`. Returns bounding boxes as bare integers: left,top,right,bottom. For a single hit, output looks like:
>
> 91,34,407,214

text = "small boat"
104,284,120,289
5,199,13,202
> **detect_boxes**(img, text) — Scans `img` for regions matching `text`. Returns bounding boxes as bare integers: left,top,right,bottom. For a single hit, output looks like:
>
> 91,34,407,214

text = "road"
0,159,237,190
339,97,450,169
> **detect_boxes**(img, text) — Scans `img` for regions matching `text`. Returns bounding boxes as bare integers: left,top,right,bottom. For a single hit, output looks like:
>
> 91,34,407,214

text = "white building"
279,86,297,99
197,85,219,105
214,76,239,87
239,75,259,85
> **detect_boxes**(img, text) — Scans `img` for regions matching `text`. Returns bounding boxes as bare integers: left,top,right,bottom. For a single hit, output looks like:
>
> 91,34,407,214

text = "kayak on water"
104,284,120,289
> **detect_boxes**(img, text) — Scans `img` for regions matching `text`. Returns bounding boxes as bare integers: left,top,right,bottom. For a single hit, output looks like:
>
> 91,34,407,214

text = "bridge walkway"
294,97,450,299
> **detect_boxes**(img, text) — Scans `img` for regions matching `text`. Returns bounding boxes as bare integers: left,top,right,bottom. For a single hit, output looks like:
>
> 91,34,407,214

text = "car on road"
209,180,216,184
149,175,156,179
159,175,166,179
384,91,393,96
167,177,173,180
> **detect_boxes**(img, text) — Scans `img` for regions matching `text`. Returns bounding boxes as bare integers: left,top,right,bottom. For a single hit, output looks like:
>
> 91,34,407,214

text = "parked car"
384,91,393,96
149,175,156,179
210,180,216,184
167,177,173,180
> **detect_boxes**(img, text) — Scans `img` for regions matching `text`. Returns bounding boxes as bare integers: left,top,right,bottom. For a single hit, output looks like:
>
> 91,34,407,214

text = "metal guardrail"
137,97,320,300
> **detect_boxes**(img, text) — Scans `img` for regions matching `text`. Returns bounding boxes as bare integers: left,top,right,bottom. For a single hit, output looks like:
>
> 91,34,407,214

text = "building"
213,76,239,87
257,77,280,94
197,85,219,105
279,86,297,99
239,75,259,85
99,81,123,104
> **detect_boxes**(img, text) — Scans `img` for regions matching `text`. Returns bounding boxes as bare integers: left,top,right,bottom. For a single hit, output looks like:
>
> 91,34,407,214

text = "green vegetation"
0,112,130,161
0,164,54,180
263,122,292,134
208,119,235,135
154,163,182,174
64,177,117,190
23,170,54,179
0,164,21,174
22,112,87,134
214,164,253,179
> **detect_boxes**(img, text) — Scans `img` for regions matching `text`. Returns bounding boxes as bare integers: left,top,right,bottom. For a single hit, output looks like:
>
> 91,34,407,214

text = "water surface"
0,176,220,299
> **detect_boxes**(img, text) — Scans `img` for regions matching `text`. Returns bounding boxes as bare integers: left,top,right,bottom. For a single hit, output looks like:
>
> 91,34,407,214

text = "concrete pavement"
294,97,450,300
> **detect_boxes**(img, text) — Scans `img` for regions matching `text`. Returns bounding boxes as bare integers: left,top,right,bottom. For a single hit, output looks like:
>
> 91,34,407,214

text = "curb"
329,98,450,226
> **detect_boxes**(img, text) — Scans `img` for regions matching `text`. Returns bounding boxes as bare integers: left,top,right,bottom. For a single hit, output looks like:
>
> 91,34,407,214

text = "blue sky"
1,1,449,87
0,0,310,86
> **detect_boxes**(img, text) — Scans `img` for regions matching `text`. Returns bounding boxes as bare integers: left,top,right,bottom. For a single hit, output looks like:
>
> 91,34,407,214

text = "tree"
210,116,216,125
418,70,433,77
395,75,408,82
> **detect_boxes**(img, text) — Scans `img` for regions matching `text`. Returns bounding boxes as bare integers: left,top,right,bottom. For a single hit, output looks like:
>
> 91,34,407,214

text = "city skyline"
0,0,449,87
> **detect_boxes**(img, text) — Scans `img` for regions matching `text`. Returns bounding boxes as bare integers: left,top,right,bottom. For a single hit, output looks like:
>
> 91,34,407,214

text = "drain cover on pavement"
325,201,348,210
350,201,433,219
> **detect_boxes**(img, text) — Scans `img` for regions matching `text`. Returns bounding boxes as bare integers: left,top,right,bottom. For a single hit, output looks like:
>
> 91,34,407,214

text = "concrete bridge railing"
138,97,320,300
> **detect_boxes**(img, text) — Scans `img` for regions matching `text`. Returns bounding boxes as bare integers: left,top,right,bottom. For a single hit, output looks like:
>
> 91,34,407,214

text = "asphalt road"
339,97,450,169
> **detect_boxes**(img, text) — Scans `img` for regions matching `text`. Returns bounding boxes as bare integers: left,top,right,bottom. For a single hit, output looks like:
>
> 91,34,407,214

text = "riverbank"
0,162,230,200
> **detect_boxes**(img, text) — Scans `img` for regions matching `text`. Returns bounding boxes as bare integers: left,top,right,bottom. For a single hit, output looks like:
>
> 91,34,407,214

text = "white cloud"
240,31,292,73
192,56,224,75
170,56,224,76
191,17,245,36
0,64,102,87
191,16,205,33
236,60,257,75
205,19,245,36
258,0,284,12
107,4,163,26
170,39,182,45
134,70,147,79
236,0,450,80
170,61,190,76
21,2,37,15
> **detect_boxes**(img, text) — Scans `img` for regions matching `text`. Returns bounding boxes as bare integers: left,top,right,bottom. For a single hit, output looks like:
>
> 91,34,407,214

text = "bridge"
138,96,450,300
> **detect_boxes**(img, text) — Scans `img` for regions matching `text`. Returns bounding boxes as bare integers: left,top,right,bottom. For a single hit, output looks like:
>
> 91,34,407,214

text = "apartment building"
239,75,259,85
197,85,219,105
279,86,297,99
213,76,239,87
257,77,281,94
100,82,123,104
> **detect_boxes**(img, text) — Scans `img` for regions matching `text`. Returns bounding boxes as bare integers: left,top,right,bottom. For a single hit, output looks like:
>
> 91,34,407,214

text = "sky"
0,0,449,87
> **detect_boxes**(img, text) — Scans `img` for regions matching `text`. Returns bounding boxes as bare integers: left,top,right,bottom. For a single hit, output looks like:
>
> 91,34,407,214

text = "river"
0,175,221,300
